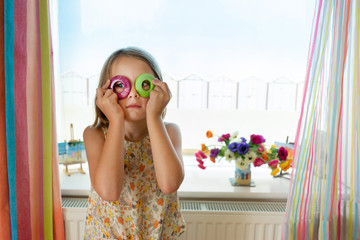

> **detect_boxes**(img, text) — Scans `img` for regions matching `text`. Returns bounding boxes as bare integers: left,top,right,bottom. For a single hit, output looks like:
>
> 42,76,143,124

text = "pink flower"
257,144,265,152
196,159,204,165
218,133,230,142
250,134,266,145
198,164,206,170
268,159,279,168
195,150,208,169
278,147,288,161
253,158,266,167
195,151,207,159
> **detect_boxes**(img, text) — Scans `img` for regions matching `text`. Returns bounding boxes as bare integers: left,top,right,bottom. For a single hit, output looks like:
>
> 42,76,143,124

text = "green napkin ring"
135,73,155,97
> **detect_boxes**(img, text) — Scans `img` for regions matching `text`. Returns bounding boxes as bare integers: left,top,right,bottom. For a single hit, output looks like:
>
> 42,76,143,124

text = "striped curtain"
0,0,64,240
283,0,359,239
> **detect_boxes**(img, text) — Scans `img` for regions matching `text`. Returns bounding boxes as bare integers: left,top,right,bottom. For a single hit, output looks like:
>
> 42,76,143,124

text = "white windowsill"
60,156,290,201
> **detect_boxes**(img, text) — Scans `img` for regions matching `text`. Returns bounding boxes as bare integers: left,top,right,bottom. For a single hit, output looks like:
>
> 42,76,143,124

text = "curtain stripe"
35,0,45,238
0,0,11,239
27,1,42,239
14,0,32,239
48,6,65,239
39,0,54,238
35,1,45,239
4,0,18,239
27,0,41,237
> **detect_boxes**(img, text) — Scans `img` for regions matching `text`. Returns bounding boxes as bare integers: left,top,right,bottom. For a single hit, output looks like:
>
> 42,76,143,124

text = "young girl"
83,47,186,239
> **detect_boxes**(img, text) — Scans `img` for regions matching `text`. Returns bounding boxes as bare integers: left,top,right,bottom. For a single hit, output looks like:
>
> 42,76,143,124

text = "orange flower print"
153,220,159,229
139,164,145,172
117,217,124,225
157,198,164,206
130,182,135,191
206,130,213,138
262,152,268,160
210,157,215,163
201,144,206,151
104,218,110,227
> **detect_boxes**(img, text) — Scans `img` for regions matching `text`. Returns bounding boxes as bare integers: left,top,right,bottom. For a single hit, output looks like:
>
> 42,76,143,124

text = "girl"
83,47,186,239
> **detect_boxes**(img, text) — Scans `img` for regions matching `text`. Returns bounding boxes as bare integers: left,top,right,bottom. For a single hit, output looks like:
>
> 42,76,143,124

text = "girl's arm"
146,79,185,193
147,118,185,194
83,80,125,201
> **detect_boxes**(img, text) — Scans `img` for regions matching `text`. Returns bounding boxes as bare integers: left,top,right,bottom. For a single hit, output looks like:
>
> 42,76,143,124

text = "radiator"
62,198,286,240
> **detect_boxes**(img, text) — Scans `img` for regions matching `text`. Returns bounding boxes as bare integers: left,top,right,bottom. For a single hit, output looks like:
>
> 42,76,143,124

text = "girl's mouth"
126,104,141,108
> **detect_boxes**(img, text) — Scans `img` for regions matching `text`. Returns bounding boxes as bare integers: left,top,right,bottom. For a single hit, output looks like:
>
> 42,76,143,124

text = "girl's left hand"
146,78,171,118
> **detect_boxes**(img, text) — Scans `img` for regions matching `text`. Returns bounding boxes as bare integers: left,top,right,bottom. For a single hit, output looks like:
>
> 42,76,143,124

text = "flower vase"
234,160,252,186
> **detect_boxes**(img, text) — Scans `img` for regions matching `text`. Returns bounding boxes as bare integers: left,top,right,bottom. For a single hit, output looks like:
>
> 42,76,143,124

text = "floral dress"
84,130,186,240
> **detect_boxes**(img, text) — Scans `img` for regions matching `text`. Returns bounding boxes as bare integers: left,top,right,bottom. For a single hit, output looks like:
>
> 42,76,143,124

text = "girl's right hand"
96,79,124,122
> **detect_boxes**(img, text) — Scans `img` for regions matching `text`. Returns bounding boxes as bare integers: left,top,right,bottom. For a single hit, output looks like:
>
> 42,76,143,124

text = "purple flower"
228,142,238,152
237,142,249,154
278,147,288,161
210,148,220,158
240,137,247,143
250,134,266,144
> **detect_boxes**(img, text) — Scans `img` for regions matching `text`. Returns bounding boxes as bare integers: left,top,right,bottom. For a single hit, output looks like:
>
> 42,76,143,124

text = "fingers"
96,86,117,103
151,79,170,95
96,87,105,99
104,89,115,98
101,79,111,90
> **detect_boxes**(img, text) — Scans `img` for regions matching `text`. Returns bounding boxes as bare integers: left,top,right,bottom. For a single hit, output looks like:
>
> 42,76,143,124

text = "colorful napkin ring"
135,73,155,98
109,75,131,99
109,73,155,99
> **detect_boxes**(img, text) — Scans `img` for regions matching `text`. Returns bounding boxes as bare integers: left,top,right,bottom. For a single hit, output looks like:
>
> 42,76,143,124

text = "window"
55,0,314,170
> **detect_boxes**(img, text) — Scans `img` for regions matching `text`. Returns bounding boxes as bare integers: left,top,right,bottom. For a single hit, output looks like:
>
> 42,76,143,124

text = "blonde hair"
92,47,165,128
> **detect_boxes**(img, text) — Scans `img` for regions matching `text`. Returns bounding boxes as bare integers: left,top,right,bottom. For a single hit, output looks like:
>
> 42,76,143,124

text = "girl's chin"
124,112,146,122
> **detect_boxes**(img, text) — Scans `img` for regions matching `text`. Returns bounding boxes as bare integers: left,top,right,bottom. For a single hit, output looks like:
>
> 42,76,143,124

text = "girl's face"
110,56,155,122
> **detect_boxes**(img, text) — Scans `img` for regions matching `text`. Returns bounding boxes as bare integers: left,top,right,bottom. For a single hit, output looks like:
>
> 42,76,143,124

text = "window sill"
60,156,290,201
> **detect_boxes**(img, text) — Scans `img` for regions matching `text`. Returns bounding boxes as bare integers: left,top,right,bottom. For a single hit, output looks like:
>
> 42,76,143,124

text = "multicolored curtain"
283,0,359,239
0,0,64,239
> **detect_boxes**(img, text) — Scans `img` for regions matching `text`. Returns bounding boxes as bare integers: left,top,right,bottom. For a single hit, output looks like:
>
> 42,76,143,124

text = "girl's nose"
127,85,139,98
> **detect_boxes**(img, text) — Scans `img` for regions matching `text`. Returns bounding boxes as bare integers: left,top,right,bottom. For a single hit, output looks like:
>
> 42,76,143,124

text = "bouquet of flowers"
195,131,292,176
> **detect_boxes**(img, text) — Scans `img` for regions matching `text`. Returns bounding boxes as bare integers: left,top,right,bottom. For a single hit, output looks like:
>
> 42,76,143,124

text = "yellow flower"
280,159,292,171
279,161,289,170
171,202,178,212
271,168,280,176
87,215,92,224
136,199,143,209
